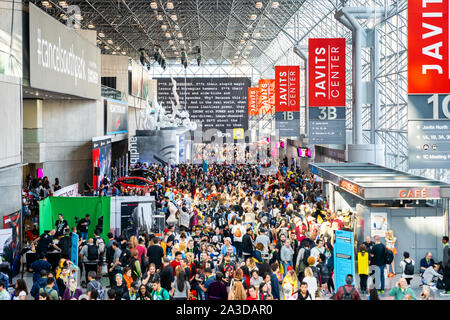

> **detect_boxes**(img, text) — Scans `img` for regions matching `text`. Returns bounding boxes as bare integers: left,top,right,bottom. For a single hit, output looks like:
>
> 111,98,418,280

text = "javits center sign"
408,0,450,168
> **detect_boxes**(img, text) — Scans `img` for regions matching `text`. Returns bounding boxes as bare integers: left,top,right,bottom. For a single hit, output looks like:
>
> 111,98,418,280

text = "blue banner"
333,230,355,292
71,232,79,266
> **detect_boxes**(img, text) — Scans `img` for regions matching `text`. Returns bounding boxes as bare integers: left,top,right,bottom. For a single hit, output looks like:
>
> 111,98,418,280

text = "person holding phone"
388,277,416,300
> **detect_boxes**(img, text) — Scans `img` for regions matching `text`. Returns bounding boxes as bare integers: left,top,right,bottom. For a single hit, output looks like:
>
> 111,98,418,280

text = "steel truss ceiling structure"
26,0,449,182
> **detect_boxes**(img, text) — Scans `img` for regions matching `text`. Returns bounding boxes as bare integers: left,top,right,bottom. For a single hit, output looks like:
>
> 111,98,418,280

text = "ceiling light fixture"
166,2,174,9
250,14,257,20
271,1,280,8
122,51,127,55
107,39,114,44
41,1,52,8
255,2,263,9
98,32,105,38
104,45,110,50
168,40,174,45
88,24,95,29
177,32,183,38
58,1,68,8
165,32,171,38
180,40,185,45
254,32,261,38
243,32,249,38
157,15,163,21
161,24,168,31
150,2,158,9
170,14,177,21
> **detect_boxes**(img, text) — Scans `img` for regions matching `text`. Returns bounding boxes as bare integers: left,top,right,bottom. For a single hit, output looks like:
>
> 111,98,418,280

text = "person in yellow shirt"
358,244,369,295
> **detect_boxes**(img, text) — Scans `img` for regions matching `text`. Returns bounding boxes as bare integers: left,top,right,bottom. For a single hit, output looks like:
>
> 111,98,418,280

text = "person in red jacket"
334,274,361,300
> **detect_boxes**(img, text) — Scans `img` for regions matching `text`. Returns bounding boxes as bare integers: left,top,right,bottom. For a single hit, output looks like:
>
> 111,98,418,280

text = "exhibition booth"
311,162,450,272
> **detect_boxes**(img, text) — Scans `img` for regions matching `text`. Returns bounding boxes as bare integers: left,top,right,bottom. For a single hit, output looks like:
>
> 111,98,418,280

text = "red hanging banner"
308,38,346,107
408,0,450,94
248,87,259,116
275,65,300,112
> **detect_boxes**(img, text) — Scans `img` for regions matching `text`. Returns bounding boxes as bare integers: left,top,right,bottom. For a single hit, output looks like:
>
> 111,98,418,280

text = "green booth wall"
39,196,110,242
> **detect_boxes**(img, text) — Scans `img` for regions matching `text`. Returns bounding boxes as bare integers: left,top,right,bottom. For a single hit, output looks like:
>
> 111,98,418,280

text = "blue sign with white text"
333,230,355,292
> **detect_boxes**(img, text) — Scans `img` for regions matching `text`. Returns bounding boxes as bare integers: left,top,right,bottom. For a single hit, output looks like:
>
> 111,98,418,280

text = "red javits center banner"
407,0,450,169
275,66,301,137
248,87,259,116
308,38,346,144
408,0,449,94
308,38,346,106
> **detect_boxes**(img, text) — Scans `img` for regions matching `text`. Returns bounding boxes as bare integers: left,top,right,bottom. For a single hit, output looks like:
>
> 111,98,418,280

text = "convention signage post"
333,230,355,293
308,38,346,144
275,65,301,138
408,0,450,168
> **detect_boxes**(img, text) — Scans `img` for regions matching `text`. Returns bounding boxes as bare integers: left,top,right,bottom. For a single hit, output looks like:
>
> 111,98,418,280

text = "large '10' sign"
427,94,450,119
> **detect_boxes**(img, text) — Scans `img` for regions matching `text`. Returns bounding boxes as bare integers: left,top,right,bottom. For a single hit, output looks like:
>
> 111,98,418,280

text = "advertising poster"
131,60,149,99
53,183,79,197
275,65,300,137
370,212,388,237
308,38,346,145
0,229,12,256
408,0,450,168
157,77,250,136
1,211,22,276
92,138,112,191
333,230,355,292
28,3,101,100
105,98,128,135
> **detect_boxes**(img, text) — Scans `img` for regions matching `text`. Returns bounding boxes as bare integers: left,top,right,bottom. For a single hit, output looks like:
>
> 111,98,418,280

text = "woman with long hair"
12,279,28,300
173,271,190,300
281,266,298,300
137,284,151,300
302,267,317,300
385,230,398,277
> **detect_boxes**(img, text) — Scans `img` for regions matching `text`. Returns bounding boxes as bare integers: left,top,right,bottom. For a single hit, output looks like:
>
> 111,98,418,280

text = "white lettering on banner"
109,103,126,114
420,0,444,75
53,183,79,197
313,45,342,99
36,28,98,86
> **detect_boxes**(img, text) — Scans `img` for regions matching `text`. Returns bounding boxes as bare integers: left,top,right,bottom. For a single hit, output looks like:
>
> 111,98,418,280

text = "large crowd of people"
1,161,449,301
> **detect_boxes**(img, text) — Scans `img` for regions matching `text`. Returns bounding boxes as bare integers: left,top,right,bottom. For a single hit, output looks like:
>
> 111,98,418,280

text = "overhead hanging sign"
53,183,79,197
28,3,101,100
258,79,275,115
308,38,346,107
248,87,259,116
275,66,300,138
308,38,346,145
408,0,450,168
105,98,128,135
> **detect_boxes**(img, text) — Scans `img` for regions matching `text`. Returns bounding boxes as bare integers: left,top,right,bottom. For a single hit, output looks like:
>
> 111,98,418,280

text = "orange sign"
258,79,275,115
248,87,259,116
340,179,359,195
399,188,427,199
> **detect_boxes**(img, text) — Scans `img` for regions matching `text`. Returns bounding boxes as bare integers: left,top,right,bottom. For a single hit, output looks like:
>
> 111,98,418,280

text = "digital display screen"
298,147,311,158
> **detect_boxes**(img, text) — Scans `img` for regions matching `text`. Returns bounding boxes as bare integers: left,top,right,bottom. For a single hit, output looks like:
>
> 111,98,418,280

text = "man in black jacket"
242,228,254,262
370,235,386,293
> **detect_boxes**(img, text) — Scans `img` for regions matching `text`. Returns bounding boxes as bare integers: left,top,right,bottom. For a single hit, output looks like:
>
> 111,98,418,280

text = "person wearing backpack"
296,241,311,279
93,230,106,280
400,251,415,286
231,218,245,258
80,238,99,284
87,271,105,300
39,276,59,300
334,274,361,300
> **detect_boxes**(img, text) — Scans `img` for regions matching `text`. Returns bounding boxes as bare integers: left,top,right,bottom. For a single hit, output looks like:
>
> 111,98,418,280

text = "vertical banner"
248,87,259,116
275,65,301,137
258,79,275,115
408,0,450,168
92,138,112,191
333,230,355,293
308,38,346,144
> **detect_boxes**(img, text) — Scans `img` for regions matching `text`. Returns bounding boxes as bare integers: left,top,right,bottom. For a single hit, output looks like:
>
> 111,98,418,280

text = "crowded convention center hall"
1,0,450,313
